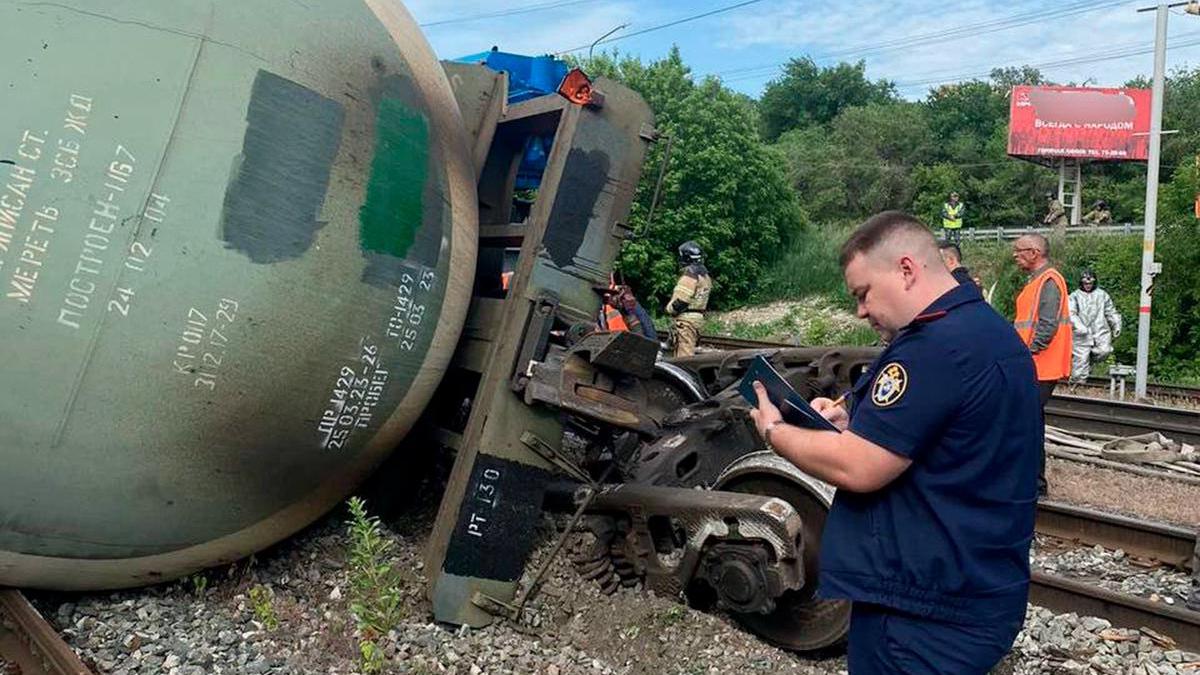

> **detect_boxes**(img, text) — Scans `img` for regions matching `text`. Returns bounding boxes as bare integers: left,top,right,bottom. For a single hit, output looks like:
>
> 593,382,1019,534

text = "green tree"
758,58,897,141
988,66,1046,90
831,102,933,215
583,48,803,309
925,80,1009,164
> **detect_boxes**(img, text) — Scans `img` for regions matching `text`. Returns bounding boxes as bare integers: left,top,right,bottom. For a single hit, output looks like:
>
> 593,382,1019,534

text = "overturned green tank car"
0,0,477,589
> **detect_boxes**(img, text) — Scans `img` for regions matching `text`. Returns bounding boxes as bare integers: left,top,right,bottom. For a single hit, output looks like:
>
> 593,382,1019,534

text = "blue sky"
404,0,1200,99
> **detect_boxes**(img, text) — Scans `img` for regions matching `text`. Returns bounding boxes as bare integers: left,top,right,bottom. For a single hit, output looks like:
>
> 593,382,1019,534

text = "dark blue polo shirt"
817,282,1041,625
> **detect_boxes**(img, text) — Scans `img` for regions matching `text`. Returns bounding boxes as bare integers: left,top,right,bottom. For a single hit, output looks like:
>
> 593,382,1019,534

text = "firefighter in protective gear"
666,241,712,358
1068,269,1122,383
941,192,965,243
1081,200,1112,225
1043,192,1067,229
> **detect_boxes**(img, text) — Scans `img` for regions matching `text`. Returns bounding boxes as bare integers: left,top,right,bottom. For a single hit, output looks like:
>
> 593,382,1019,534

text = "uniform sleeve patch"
871,362,908,407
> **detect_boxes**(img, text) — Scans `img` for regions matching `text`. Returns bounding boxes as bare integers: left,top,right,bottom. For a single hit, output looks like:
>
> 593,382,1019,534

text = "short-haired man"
937,241,977,288
1012,234,1071,496
751,212,1041,673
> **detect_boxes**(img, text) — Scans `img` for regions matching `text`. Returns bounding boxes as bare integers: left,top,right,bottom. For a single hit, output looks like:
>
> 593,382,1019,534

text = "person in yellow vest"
1012,234,1072,497
666,241,712,358
940,192,965,243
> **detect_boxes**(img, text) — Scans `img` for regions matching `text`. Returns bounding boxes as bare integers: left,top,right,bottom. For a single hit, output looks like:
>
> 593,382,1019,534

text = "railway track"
1044,395,1200,447
0,589,92,675
1033,502,1200,651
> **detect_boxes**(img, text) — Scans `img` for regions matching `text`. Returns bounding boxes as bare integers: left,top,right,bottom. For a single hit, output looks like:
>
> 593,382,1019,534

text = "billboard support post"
1135,2,1169,400
1057,159,1084,226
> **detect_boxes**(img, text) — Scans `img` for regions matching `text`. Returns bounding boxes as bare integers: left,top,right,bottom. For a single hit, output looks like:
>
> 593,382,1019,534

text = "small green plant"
188,573,209,597
358,639,385,674
248,585,280,631
657,604,686,627
346,496,406,674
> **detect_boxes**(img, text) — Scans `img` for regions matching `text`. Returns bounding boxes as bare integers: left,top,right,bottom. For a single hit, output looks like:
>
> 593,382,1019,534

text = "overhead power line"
718,0,1129,84
894,31,1200,90
556,0,767,55
419,0,600,28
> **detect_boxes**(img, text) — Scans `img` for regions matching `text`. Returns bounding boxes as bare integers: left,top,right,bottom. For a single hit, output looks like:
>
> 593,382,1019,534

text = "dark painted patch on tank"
359,98,428,259
442,456,552,583
359,75,446,288
544,148,610,268
219,70,345,263
360,141,447,287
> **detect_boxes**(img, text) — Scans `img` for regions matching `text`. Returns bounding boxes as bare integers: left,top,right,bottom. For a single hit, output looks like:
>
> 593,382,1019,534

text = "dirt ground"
1047,457,1200,527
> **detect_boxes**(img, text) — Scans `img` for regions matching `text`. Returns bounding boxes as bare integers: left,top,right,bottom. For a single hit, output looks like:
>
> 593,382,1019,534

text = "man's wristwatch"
763,420,784,447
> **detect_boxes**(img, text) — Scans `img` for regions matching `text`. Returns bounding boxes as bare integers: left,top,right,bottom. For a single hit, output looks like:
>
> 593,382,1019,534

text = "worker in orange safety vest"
595,283,657,341
1011,233,1072,497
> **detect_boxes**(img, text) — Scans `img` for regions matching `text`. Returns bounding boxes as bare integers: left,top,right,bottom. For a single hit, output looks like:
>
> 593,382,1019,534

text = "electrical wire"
717,0,1131,84
894,31,1200,90
556,0,768,54
419,0,601,28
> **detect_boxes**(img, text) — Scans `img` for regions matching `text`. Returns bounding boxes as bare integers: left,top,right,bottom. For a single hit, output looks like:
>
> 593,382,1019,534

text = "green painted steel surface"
0,0,477,588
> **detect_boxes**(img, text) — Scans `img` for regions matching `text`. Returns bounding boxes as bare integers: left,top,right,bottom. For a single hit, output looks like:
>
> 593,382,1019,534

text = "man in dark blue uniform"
750,211,1041,673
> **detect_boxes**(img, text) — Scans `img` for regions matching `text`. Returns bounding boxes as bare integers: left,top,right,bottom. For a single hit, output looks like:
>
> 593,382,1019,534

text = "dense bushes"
581,49,804,311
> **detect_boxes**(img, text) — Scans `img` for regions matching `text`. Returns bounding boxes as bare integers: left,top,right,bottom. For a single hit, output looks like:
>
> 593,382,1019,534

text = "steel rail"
0,589,93,675
1044,394,1200,447
1036,501,1196,569
1081,376,1200,401
697,334,802,352
1029,572,1200,652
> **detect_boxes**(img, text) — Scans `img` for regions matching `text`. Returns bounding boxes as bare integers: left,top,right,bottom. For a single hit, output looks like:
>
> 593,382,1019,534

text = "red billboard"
1008,86,1152,161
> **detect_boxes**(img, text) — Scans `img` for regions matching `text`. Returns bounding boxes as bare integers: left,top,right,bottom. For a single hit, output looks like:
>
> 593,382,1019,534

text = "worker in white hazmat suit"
1067,269,1122,383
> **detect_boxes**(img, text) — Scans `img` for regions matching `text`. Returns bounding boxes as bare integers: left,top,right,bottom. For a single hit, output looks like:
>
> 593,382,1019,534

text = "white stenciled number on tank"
317,338,391,451
467,469,502,538
172,298,239,391
108,193,168,318
386,269,437,351
57,143,136,329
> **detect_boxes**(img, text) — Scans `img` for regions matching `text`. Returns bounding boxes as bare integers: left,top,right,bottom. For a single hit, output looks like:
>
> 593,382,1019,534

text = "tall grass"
756,222,855,307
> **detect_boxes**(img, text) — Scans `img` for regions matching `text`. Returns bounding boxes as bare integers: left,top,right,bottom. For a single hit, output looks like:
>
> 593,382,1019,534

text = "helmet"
678,240,703,265
1080,268,1097,290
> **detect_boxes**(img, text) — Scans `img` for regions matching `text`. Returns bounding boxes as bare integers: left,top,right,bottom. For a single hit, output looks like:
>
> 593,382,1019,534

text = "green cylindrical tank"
0,0,477,589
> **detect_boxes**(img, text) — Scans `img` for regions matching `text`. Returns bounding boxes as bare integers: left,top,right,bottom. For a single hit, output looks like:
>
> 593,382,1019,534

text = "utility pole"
1134,2,1171,399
